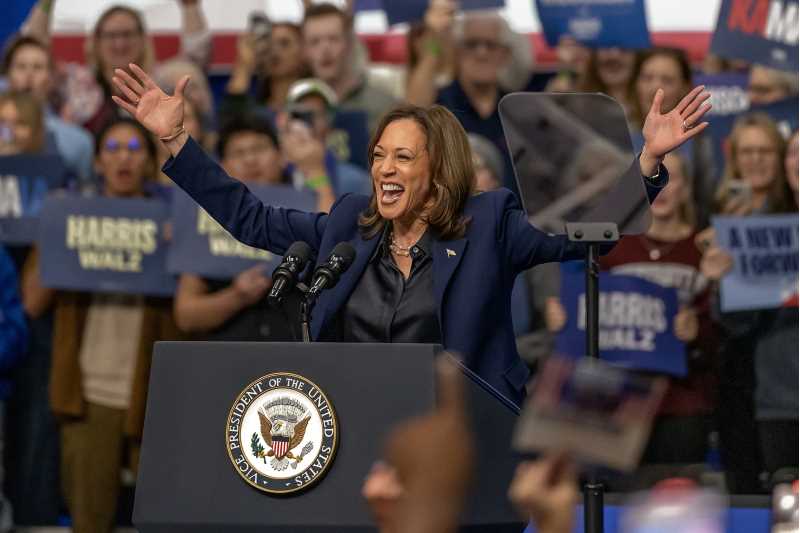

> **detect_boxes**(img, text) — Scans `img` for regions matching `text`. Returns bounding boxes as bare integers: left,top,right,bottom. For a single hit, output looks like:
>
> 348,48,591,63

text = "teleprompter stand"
499,92,656,533
566,222,620,533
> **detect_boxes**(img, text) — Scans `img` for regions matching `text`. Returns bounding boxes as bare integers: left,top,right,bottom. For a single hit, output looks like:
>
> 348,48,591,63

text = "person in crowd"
22,118,182,533
0,246,28,533
301,3,397,133
0,91,63,526
544,36,590,93
281,78,370,200
173,115,300,341
221,18,309,119
112,60,710,409
700,113,797,493
629,47,717,228
407,10,517,191
747,65,799,106
577,47,637,117
2,36,94,186
546,152,718,470
0,90,45,155
405,1,458,108
20,0,210,135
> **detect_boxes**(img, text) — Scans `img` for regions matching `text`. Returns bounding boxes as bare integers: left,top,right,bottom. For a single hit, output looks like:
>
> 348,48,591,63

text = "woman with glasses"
22,118,182,533
700,113,797,493
18,1,210,136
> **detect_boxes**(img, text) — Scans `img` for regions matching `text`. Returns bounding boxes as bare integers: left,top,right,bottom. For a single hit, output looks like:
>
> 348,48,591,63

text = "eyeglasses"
461,38,505,53
104,138,142,153
738,146,777,158
98,29,142,42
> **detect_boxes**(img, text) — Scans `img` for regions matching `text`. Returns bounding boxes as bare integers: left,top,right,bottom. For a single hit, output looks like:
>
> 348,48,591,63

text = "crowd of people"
0,0,797,531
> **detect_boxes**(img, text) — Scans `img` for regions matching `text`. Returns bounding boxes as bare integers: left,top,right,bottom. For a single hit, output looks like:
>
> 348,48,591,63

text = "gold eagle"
258,411,310,459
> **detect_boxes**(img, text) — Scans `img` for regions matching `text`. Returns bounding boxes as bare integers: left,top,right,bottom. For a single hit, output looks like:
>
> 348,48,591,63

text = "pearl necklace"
389,232,415,257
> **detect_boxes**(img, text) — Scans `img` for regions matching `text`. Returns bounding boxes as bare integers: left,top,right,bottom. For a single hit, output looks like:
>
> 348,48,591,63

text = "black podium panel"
133,342,523,532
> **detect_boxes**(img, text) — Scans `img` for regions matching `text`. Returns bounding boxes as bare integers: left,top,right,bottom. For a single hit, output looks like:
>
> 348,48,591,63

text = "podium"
133,342,524,532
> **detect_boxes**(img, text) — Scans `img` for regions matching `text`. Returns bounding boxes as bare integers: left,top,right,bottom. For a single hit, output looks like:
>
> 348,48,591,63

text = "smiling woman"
111,62,711,407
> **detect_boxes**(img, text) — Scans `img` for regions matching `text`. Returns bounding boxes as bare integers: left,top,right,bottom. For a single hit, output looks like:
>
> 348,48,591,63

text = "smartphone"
289,109,316,129
248,12,271,41
728,180,752,203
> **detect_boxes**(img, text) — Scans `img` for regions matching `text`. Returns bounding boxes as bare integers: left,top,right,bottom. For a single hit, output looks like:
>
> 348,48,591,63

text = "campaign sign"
535,0,651,48
38,196,175,296
382,0,503,26
555,266,685,376
0,154,69,244
713,214,799,312
694,72,751,117
168,184,316,280
710,0,798,72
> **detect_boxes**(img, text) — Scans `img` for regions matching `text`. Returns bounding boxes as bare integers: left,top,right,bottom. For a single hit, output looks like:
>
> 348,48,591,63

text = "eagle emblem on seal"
251,397,313,471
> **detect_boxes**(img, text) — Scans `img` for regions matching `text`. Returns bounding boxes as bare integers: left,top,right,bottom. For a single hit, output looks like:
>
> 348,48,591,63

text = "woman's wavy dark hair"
359,105,475,240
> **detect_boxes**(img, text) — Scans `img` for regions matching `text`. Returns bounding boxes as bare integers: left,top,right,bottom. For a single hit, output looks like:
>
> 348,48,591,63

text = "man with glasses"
410,11,518,193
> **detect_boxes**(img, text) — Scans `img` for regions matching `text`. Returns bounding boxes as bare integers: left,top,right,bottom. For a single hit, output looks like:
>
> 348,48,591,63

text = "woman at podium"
112,64,711,407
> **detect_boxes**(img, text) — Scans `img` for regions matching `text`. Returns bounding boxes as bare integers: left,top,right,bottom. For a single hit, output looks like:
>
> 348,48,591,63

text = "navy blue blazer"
164,138,667,407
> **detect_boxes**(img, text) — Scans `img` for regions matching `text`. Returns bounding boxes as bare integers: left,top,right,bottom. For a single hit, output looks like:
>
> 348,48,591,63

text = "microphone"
268,241,312,306
306,242,356,302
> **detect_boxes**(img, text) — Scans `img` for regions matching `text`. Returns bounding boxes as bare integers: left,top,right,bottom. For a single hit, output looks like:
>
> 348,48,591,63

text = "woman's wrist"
639,146,663,178
162,128,190,157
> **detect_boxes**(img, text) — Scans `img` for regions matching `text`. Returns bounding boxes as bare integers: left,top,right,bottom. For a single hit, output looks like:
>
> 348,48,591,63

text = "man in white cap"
280,78,371,202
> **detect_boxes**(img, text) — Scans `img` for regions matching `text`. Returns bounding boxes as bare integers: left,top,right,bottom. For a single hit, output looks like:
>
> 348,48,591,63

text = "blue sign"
555,266,685,376
713,214,799,312
535,0,651,48
330,110,369,170
38,196,176,296
694,73,751,117
0,154,70,244
710,0,798,72
167,184,316,280
382,0,504,26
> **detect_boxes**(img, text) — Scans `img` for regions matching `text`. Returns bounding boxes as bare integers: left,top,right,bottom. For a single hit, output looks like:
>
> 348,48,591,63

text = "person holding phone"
279,78,370,205
701,113,797,493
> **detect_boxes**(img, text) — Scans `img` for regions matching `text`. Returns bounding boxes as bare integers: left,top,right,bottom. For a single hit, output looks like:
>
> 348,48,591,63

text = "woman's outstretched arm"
111,63,327,255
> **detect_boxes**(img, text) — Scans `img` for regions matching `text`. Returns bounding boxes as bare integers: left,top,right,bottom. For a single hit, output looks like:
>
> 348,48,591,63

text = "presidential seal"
226,372,338,495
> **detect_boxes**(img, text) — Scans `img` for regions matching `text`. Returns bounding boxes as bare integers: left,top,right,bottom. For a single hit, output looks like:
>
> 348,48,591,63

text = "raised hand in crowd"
226,33,260,95
639,85,712,176
544,297,567,333
112,64,190,153
700,246,734,282
508,454,578,533
673,307,699,343
365,357,474,533
232,265,271,306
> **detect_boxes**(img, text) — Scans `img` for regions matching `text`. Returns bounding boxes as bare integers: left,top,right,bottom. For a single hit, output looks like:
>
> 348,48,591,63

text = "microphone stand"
296,283,312,343
565,221,619,533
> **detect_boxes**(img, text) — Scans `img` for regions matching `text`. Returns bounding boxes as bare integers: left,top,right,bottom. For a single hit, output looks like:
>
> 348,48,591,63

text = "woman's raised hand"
111,63,189,140
642,85,711,162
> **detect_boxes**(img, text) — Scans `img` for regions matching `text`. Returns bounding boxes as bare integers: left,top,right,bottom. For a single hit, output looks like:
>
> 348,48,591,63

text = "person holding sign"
545,152,718,469
112,61,711,409
700,113,797,493
174,115,299,341
23,118,183,533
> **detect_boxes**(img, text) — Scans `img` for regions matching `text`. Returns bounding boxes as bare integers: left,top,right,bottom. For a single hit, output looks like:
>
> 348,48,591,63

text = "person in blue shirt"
2,36,94,187
0,245,28,532
113,63,711,408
